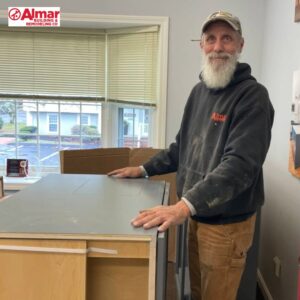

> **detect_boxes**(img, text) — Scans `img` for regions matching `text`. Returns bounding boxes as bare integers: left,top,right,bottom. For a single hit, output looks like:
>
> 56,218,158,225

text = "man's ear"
200,39,203,49
239,37,245,53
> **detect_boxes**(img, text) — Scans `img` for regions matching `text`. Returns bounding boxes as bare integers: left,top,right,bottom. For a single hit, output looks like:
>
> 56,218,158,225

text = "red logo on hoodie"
211,112,227,122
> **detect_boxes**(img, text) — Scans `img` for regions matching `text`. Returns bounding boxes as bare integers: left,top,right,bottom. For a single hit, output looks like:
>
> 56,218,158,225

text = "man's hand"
131,200,191,232
107,166,143,178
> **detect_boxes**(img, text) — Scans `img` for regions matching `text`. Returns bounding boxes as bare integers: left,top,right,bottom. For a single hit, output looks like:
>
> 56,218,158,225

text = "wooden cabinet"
0,174,168,300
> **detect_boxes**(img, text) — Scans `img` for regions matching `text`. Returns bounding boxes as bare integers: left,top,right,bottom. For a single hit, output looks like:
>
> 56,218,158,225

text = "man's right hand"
107,166,143,178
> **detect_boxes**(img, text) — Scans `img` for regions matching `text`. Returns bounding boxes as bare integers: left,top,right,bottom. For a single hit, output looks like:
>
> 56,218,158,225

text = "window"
0,100,102,174
0,13,168,176
117,105,153,148
48,114,58,133
81,114,89,126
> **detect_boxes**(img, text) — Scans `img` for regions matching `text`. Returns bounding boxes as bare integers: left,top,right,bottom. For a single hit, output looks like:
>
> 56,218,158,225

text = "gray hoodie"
144,63,274,224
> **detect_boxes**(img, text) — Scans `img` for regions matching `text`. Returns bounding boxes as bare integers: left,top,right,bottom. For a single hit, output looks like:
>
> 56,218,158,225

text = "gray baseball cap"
201,11,242,35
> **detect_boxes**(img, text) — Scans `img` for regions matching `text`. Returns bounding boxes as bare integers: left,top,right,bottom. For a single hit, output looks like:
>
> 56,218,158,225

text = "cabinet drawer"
0,239,86,300
87,239,150,259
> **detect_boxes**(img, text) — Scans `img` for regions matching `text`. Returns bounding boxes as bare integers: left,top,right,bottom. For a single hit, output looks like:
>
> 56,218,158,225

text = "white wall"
259,0,300,299
0,0,265,145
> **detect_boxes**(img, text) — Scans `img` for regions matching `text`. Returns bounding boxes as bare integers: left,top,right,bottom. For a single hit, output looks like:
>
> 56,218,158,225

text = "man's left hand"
131,200,191,232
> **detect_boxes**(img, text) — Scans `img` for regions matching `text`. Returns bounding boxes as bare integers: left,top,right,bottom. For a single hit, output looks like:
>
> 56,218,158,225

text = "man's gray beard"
201,51,239,89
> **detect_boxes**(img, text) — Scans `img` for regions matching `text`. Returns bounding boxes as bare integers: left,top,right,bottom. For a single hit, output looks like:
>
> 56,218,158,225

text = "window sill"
3,176,41,191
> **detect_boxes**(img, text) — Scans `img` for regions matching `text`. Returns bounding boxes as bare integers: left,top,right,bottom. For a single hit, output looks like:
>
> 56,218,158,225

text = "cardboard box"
60,147,178,262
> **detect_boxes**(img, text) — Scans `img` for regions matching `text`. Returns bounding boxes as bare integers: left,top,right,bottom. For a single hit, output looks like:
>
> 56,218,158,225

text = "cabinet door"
86,240,152,300
0,239,86,300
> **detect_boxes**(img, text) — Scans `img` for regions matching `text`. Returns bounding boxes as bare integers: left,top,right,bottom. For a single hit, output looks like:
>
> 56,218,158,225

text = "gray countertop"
0,174,167,238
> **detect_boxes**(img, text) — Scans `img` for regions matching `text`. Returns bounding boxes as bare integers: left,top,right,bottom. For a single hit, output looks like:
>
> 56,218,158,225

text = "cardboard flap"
60,148,131,174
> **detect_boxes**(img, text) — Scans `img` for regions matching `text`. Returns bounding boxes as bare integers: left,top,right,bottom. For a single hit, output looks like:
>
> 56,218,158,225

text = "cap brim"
202,17,239,33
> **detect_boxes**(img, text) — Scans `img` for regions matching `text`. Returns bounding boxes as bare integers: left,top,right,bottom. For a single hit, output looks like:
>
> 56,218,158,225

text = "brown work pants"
188,214,256,300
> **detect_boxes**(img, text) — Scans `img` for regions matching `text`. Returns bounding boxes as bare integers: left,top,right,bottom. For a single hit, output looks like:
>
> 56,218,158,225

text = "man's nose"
213,40,224,52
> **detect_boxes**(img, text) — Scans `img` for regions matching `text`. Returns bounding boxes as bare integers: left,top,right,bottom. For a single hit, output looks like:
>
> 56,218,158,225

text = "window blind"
107,28,159,106
0,27,105,101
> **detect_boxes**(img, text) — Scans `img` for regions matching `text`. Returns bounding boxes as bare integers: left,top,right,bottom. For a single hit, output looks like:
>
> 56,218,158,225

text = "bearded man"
109,11,274,300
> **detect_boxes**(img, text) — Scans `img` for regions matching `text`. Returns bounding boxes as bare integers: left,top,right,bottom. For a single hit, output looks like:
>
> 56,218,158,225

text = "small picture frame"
6,159,28,177
295,0,300,22
0,176,3,198
289,70,300,178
